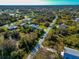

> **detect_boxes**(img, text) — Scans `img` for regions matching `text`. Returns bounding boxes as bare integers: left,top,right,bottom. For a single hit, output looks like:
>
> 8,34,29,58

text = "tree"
64,34,79,50
19,32,38,52
3,40,17,55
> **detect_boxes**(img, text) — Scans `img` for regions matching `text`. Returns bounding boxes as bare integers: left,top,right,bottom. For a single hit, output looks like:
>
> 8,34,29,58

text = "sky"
0,0,79,5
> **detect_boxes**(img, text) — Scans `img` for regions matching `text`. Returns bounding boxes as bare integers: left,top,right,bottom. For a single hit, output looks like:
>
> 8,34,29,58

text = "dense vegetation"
43,8,79,55
33,48,62,59
0,8,55,59
0,7,79,59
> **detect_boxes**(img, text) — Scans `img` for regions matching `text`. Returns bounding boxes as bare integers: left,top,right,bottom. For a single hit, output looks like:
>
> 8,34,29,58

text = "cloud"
0,0,49,5
0,0,79,5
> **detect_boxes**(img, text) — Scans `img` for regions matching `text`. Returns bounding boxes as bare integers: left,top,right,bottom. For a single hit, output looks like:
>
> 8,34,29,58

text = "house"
8,26,17,30
30,24,39,29
22,18,32,23
22,19,27,22
73,18,79,22
75,18,79,22
27,18,32,21
9,13,15,16
59,24,68,29
64,47,79,59
20,23,25,26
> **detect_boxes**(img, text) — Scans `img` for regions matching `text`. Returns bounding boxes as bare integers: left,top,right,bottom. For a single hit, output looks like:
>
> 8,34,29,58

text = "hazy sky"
0,0,79,5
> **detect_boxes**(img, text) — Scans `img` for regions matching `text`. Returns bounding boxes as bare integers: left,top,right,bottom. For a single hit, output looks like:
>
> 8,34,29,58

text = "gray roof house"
75,18,79,22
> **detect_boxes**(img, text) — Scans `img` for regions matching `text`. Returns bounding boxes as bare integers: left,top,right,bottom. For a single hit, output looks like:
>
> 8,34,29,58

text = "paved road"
41,45,57,53
27,15,58,59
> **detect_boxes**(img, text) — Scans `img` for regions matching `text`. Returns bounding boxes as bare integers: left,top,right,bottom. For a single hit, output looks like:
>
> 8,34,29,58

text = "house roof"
20,23,25,26
75,18,79,22
30,24,38,28
64,47,79,57
8,26,17,30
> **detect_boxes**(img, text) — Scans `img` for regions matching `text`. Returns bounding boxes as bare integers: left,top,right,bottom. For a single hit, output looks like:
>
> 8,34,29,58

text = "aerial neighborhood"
0,6,79,59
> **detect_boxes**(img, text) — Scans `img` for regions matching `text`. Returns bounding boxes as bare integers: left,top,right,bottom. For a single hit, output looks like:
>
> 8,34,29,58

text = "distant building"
8,26,17,30
27,18,32,21
59,24,68,29
9,13,15,16
22,19,27,22
75,18,79,22
20,23,25,26
22,18,32,22
30,24,38,28
73,18,79,22
64,47,79,59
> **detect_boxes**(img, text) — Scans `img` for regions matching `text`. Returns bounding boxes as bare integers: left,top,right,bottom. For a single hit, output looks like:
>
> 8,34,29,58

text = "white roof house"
64,47,79,57
64,47,79,59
